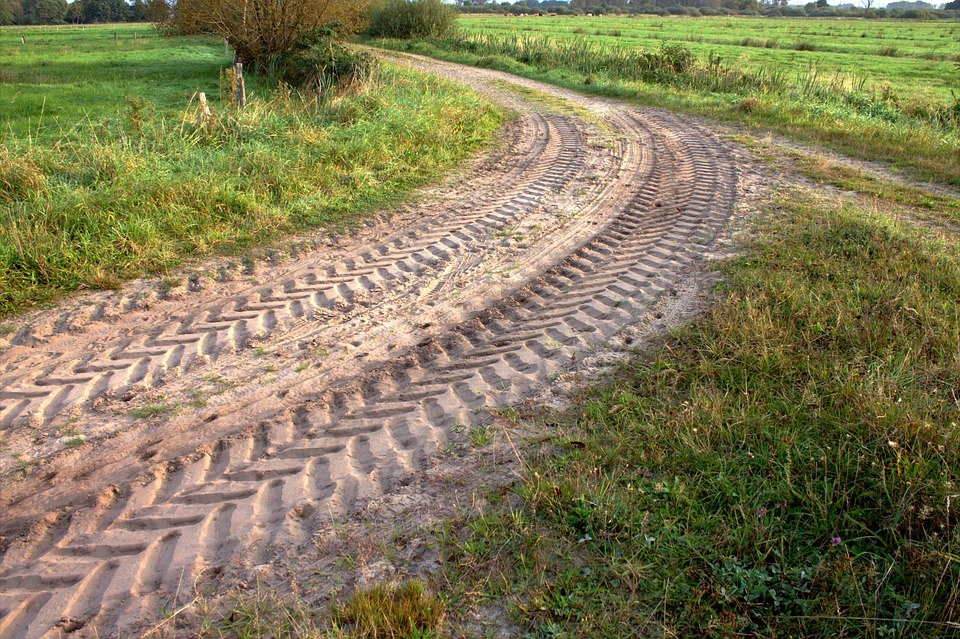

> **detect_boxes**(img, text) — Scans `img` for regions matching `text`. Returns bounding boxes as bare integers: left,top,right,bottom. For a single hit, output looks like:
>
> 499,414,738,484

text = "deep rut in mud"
0,54,750,639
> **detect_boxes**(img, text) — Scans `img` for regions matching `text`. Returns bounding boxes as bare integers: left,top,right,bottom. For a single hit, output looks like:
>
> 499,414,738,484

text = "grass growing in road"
0,27,503,317
176,580,443,638
437,188,960,637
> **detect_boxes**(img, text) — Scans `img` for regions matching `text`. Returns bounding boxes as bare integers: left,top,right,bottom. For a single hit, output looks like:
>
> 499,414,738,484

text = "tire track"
0,56,749,639
0,113,580,430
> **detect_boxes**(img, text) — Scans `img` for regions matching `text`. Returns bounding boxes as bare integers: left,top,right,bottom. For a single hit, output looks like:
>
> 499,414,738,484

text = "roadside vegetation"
366,15,960,187
432,179,960,636
180,580,444,639
458,15,960,104
0,25,503,317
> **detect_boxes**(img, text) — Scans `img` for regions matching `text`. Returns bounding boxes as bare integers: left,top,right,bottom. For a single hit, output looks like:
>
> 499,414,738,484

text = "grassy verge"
0,60,503,317
456,16,960,105
365,36,960,188
752,144,960,226
434,188,960,637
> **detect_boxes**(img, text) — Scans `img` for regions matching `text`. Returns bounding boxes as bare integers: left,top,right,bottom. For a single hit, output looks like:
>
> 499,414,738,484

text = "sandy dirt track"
0,54,753,638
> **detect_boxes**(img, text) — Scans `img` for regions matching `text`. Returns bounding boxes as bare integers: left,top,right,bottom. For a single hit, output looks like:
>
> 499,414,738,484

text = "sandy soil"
0,54,760,638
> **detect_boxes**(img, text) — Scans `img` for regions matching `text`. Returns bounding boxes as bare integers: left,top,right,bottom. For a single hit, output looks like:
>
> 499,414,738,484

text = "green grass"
435,188,960,637
458,15,960,104
332,581,445,638
0,25,504,317
750,144,960,226
365,15,960,187
129,398,176,420
1,25,231,139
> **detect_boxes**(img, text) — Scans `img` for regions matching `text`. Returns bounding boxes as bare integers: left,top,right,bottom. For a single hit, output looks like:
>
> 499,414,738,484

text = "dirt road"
0,54,752,638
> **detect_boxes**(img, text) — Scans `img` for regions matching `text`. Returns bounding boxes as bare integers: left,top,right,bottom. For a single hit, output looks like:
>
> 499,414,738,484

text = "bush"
274,27,377,91
165,0,370,68
367,0,456,39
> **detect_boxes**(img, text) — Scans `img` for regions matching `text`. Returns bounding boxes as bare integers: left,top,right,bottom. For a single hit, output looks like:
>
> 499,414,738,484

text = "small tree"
0,0,14,23
168,0,370,68
64,0,82,21
144,0,169,22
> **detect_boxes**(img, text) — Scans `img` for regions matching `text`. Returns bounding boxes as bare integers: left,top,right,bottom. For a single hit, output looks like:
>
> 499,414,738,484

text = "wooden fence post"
234,62,246,108
198,92,211,127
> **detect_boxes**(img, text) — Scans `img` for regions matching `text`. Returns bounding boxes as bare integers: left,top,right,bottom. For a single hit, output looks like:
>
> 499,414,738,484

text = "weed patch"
333,581,445,638
180,580,443,638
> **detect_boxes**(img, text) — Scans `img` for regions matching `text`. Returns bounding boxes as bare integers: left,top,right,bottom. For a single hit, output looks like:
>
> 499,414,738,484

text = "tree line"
0,0,171,25
459,0,960,17
3,0,956,29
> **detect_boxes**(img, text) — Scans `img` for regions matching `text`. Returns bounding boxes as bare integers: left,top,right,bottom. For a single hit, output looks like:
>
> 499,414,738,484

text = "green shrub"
792,39,818,51
367,0,456,39
274,26,377,91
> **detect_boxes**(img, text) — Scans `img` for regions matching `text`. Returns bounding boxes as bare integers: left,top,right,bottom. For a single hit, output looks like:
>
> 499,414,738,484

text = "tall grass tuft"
333,581,445,638
0,151,47,204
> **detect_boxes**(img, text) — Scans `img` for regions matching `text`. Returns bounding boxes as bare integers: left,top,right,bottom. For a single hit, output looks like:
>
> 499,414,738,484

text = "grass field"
1,25,230,139
460,15,960,104
0,24,504,317
367,15,960,187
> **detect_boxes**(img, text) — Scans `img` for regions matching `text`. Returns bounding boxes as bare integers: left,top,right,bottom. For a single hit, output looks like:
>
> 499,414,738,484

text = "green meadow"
1,24,230,139
460,15,960,104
